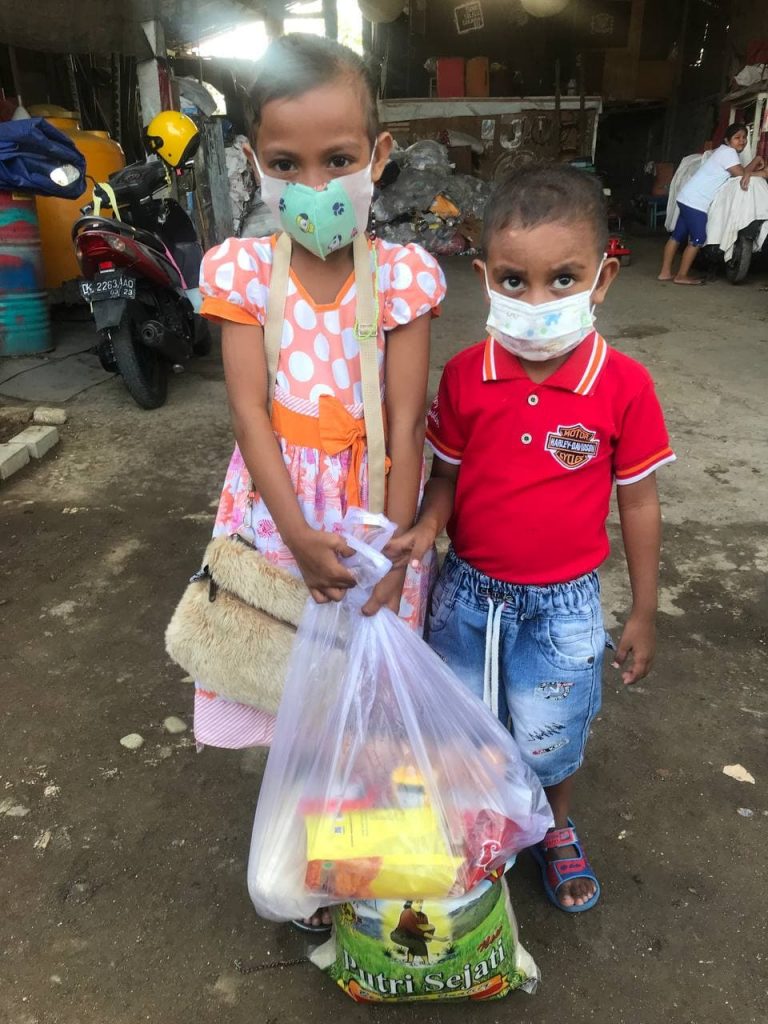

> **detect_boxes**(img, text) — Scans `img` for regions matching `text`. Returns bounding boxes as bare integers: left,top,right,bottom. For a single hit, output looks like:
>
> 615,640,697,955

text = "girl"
195,35,446,928
658,122,765,285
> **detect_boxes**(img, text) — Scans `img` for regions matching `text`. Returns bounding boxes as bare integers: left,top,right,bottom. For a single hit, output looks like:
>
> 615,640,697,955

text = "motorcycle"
72,112,209,409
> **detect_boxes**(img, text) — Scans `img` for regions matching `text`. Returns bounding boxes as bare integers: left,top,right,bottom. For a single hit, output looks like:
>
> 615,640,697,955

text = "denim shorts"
426,550,609,787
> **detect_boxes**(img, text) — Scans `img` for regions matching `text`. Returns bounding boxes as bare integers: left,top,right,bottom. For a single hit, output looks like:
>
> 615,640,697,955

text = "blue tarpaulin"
0,117,86,198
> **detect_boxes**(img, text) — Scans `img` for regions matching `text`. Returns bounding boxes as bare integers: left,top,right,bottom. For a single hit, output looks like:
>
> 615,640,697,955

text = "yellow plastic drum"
30,109,125,290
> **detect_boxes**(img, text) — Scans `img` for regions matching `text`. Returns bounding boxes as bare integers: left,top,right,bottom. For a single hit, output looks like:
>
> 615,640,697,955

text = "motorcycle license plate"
80,271,136,302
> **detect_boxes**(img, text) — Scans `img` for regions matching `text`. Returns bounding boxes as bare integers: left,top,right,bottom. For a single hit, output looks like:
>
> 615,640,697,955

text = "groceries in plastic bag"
310,871,539,1002
247,510,553,921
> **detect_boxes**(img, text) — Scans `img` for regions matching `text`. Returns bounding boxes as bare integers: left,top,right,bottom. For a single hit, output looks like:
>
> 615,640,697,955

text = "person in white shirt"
658,123,765,284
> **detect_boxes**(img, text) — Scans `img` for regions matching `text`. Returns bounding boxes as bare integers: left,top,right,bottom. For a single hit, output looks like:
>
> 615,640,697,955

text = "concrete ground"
1,237,766,1024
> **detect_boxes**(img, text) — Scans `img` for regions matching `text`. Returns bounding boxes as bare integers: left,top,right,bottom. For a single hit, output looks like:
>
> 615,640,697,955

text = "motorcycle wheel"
96,339,117,374
725,234,752,284
111,317,168,409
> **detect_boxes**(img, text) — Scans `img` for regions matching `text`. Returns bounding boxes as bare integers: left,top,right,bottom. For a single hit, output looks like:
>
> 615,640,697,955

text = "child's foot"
530,821,601,913
545,842,597,907
657,274,673,281
291,907,332,933
673,276,705,285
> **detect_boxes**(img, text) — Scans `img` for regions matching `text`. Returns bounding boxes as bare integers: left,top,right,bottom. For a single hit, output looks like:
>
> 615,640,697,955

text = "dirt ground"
1,237,766,1024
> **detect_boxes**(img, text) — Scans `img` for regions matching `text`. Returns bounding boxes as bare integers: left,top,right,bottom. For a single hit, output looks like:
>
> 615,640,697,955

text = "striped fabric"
194,688,275,748
615,446,677,486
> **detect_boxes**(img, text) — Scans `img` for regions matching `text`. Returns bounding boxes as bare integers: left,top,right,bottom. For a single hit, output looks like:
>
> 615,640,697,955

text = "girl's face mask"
484,261,605,362
255,154,375,260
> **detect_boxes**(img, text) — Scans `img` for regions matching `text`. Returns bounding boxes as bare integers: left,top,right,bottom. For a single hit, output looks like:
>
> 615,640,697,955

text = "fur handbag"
165,537,308,713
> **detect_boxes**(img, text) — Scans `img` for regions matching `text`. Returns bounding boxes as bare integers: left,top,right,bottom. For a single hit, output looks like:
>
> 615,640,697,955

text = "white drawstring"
483,598,505,718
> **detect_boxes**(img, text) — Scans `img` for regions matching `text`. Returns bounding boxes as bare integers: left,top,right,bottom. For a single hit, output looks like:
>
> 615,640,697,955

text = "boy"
387,166,675,913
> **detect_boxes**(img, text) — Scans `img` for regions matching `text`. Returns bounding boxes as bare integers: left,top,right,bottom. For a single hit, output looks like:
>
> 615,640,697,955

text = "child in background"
388,166,675,913
196,34,445,930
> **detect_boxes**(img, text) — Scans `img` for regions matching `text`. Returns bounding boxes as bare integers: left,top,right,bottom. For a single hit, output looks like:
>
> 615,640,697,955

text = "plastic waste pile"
374,141,491,255
224,135,262,236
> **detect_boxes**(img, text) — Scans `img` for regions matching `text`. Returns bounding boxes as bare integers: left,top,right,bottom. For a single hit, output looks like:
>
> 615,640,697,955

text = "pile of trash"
224,134,257,232
374,141,491,255
235,139,491,254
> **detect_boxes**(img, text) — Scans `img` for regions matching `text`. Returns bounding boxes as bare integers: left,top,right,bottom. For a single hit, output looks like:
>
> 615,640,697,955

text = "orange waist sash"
271,395,388,509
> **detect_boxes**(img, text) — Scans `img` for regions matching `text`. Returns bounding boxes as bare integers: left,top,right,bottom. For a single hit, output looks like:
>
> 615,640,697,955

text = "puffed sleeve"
199,237,272,326
378,241,447,330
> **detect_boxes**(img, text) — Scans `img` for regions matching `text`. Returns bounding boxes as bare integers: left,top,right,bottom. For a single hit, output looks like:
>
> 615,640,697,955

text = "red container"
437,57,466,98
466,57,490,97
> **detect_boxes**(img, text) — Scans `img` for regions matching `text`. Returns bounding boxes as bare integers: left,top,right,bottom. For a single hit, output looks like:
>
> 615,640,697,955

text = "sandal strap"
546,855,597,893
542,826,578,851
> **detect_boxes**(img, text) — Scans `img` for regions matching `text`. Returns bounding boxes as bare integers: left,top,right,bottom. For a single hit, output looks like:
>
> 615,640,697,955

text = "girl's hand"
362,566,407,617
612,611,656,685
290,528,356,604
384,522,436,570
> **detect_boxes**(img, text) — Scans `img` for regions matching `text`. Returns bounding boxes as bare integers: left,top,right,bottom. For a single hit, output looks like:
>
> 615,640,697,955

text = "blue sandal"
529,819,601,913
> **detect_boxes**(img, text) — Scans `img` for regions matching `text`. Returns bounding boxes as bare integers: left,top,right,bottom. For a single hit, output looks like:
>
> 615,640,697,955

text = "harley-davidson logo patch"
545,423,600,469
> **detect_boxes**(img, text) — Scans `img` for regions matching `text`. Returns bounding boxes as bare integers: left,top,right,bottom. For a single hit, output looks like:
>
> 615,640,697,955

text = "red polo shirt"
425,332,675,585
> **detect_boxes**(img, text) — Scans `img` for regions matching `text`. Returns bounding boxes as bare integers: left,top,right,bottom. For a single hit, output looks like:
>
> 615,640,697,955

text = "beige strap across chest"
262,233,387,514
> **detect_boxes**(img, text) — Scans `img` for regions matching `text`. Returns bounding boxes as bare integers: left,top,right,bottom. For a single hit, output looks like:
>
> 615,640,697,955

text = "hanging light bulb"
520,0,571,17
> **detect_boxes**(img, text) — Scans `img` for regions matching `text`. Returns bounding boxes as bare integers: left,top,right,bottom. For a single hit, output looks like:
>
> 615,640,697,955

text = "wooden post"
555,58,562,159
578,54,587,159
199,119,234,246
137,19,170,127
111,53,122,142
662,0,691,161
322,0,338,41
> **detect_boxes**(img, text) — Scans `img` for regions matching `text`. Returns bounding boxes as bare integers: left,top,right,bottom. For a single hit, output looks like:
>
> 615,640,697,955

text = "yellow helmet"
145,111,199,168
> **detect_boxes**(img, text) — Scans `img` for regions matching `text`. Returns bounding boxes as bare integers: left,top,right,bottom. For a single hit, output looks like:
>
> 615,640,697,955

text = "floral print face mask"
484,261,605,362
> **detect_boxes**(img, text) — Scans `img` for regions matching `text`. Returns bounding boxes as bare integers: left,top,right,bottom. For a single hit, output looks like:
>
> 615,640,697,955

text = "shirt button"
528,394,539,406
521,432,532,445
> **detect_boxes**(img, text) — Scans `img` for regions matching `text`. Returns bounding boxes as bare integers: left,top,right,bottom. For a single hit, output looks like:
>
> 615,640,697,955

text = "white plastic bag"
247,510,553,921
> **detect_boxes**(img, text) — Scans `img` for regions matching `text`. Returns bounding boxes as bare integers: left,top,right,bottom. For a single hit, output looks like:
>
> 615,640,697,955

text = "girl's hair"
724,121,748,142
481,164,609,257
248,34,379,143
403,901,412,909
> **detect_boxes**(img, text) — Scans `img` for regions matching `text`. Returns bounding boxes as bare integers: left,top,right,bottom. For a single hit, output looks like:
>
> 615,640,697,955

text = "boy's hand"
613,612,656,685
362,566,407,617
384,522,436,570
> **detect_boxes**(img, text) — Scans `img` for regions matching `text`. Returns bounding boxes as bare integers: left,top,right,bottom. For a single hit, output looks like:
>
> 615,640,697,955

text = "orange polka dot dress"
194,235,446,748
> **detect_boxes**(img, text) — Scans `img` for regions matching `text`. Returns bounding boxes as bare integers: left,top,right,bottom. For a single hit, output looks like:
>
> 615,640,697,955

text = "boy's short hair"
248,34,380,143
481,164,609,257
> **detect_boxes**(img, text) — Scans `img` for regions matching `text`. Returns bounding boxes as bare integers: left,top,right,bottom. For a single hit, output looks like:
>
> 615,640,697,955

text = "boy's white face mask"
484,261,604,361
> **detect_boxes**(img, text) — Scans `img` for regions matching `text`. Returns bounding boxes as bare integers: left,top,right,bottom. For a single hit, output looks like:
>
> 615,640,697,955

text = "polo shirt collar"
482,331,608,395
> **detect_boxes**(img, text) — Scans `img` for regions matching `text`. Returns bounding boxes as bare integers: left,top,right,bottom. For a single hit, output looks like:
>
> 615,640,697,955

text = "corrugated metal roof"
0,0,273,57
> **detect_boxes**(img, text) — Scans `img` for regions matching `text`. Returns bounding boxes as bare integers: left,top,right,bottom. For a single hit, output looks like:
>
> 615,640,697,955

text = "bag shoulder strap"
352,234,386,515
262,233,387,514
262,232,291,416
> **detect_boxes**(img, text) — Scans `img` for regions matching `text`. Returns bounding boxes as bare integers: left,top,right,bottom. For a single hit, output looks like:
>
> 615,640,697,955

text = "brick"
12,425,60,459
33,407,68,426
0,442,30,481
